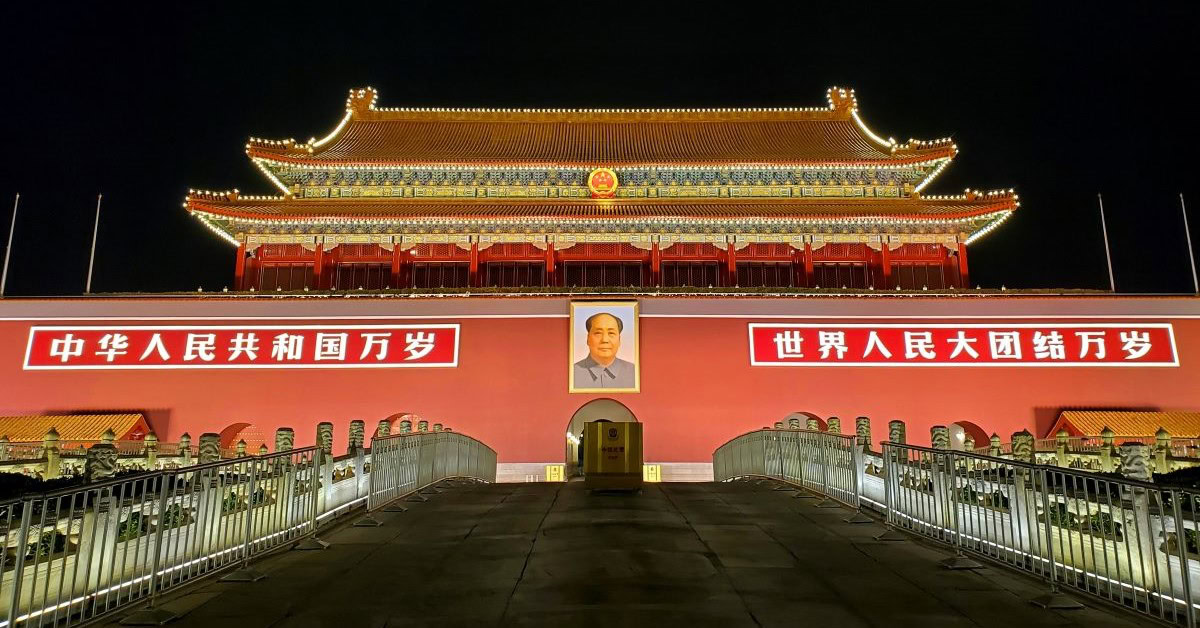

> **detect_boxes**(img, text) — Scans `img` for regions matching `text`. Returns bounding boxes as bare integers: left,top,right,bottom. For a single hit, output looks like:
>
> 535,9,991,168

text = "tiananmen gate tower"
186,87,1016,292
2,87,1197,481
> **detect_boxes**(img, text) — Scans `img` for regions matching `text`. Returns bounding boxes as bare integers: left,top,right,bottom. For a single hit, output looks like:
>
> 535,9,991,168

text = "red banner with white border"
748,323,1178,367
23,325,459,370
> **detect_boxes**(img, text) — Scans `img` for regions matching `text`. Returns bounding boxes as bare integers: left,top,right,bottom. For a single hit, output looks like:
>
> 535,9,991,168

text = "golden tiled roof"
0,414,146,443
244,87,956,167
188,195,1016,222
1053,411,1200,438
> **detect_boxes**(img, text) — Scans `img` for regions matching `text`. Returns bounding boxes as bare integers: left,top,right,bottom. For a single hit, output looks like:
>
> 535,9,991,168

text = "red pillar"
468,242,480,288
880,244,892,289
957,242,970,288
803,243,814,288
245,252,259,291
545,243,556,287
312,243,325,290
727,243,737,287
650,242,661,287
390,246,402,289
233,243,246,291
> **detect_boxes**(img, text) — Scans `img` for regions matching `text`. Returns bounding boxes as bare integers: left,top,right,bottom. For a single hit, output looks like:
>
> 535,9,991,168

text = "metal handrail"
0,431,497,628
715,429,1200,626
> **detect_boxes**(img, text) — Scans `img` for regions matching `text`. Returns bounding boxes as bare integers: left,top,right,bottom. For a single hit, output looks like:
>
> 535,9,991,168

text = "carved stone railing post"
1055,429,1070,468
1120,442,1159,589
100,428,116,446
928,425,953,529
236,439,247,458
805,417,820,431
1154,427,1170,474
827,416,841,434
0,434,9,462
433,423,443,433
772,421,783,430
258,444,269,455
417,420,429,433
317,422,334,458
855,417,871,452
316,423,334,514
85,443,118,482
179,433,192,465
376,419,392,438
198,433,221,464
348,420,365,455
43,428,61,480
930,426,949,450
963,435,975,471
788,417,801,430
887,420,906,466
988,433,1002,458
1011,430,1034,464
1099,426,1115,472
275,427,295,452
399,420,413,434
144,432,159,469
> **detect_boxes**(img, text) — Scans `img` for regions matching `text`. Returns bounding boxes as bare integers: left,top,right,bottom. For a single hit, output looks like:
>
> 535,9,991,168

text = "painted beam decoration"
23,325,460,370
748,323,1178,367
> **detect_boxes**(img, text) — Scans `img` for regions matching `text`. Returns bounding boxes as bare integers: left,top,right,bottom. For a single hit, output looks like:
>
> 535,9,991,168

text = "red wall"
2,296,1198,463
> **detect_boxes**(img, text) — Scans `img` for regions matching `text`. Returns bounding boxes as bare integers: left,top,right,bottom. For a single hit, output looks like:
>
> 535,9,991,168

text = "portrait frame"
568,300,640,393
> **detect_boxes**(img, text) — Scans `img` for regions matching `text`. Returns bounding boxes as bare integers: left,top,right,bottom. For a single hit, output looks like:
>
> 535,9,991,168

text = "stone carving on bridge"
85,443,118,482
433,423,443,432
1119,443,1152,482
349,420,365,452
275,428,294,452
317,422,334,455
417,421,429,433
805,418,820,431
988,434,1002,457
827,417,841,434
855,417,871,449
179,433,192,464
1011,430,1034,463
788,417,801,429
773,422,783,430
888,420,906,444
930,426,950,450
399,420,412,433
376,419,392,438
198,433,221,464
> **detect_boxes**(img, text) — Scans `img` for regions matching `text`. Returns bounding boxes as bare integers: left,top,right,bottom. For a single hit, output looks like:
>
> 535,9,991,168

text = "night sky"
1,3,1196,296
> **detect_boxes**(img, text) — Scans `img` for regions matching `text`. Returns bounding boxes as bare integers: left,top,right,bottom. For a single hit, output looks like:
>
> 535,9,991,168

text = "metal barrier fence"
363,431,497,514
714,429,1200,626
0,431,497,627
713,428,864,511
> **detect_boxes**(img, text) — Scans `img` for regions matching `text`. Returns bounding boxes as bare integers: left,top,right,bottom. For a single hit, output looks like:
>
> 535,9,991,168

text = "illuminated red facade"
3,88,1195,479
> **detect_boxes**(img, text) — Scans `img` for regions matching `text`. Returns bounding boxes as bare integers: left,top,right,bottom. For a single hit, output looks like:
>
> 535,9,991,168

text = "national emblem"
587,168,618,198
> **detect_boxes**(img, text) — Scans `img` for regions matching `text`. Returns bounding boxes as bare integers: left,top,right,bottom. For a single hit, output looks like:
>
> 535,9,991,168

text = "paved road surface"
106,480,1150,627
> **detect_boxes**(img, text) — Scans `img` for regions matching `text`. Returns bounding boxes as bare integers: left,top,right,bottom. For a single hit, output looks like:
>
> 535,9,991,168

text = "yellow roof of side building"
0,413,149,442
1050,411,1200,438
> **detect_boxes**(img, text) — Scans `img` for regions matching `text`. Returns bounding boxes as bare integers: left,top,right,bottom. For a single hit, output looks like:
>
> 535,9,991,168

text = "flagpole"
1,193,18,296
1097,193,1116,293
86,193,102,294
1182,193,1199,295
